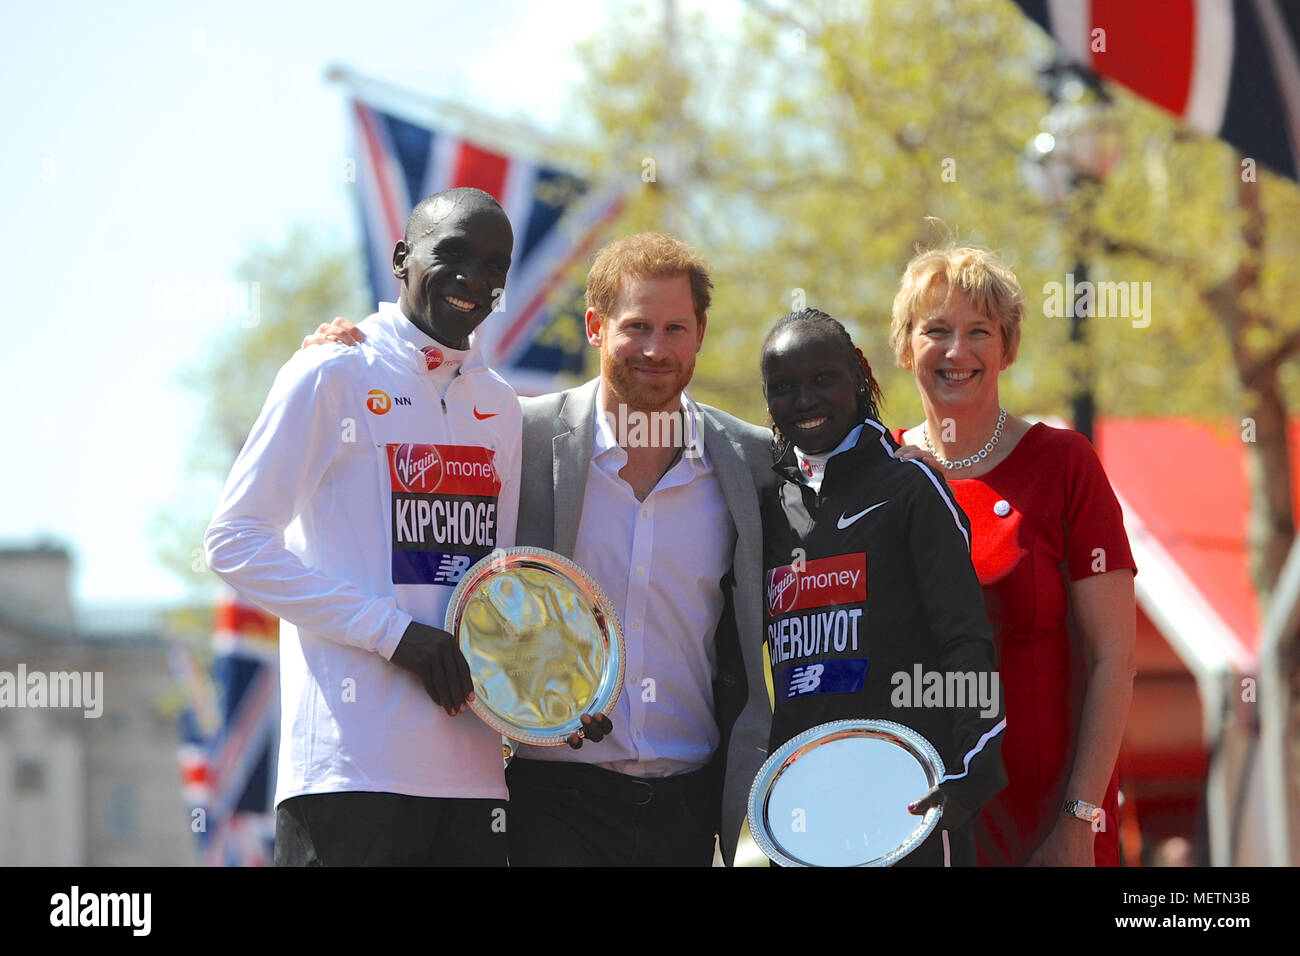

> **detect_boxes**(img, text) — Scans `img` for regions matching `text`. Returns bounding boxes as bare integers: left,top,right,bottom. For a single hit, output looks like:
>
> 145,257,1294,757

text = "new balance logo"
787,663,825,697
432,554,473,584
838,501,888,529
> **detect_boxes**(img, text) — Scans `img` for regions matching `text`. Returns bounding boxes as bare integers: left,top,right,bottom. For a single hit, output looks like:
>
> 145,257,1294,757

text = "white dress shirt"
514,386,736,776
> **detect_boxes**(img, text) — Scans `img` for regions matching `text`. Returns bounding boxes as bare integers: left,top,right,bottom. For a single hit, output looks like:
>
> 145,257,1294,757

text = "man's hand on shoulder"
300,317,365,351
391,621,475,716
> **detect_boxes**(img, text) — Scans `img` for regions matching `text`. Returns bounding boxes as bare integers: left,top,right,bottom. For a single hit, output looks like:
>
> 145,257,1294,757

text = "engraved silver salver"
445,547,625,746
748,719,947,867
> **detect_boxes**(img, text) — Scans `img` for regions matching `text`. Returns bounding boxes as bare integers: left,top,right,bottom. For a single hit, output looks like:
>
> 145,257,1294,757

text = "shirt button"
994,499,1011,517
630,621,640,630
636,566,645,575
635,731,642,740
641,510,648,519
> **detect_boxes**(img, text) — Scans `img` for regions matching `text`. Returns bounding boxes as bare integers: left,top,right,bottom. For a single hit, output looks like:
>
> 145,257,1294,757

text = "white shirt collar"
376,301,478,374
793,422,865,487
592,382,709,469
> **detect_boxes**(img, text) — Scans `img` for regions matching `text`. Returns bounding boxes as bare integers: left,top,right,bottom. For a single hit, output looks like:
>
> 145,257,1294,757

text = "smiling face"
909,288,1007,409
762,329,864,454
393,195,513,349
588,273,705,413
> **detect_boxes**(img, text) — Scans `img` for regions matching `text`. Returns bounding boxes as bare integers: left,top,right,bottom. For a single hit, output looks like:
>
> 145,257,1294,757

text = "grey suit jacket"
517,378,777,865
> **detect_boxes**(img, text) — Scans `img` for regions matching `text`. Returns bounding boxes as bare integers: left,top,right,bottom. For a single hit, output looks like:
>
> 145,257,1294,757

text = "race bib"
766,553,868,681
387,443,501,585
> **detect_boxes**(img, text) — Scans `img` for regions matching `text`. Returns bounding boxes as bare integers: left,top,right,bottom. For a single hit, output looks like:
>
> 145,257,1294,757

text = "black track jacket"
762,419,1007,857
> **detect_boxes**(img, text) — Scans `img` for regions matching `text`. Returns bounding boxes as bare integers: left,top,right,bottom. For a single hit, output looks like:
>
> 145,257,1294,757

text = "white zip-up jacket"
204,302,521,804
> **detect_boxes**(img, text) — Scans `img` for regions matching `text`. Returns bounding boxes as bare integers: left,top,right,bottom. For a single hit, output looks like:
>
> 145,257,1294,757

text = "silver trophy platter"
748,718,947,867
445,547,625,746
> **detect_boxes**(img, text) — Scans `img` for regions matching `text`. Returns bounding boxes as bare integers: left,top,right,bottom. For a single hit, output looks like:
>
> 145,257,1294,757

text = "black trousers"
275,791,508,866
505,758,717,867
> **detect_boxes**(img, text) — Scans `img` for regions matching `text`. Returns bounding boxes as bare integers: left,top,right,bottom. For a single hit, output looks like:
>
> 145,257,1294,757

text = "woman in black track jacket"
760,308,1006,866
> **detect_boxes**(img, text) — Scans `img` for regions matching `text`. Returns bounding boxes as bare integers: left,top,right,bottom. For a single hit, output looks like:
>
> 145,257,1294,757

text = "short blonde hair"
889,246,1025,369
586,233,712,323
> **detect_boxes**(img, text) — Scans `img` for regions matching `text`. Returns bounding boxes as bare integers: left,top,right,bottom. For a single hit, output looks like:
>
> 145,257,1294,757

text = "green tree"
565,0,1300,604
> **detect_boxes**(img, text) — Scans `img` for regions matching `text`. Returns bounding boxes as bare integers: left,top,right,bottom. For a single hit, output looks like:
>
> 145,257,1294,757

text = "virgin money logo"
765,553,866,618
766,566,800,616
392,443,443,493
421,346,443,371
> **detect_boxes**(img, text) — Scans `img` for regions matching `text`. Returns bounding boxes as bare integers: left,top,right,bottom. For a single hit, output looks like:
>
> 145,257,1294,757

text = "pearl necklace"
923,408,1007,471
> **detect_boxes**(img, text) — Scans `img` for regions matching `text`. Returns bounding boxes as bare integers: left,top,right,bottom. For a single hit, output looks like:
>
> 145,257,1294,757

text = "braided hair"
761,308,886,459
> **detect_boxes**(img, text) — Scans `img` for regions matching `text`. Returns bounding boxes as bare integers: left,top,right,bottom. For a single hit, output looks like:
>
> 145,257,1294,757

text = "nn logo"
367,389,412,414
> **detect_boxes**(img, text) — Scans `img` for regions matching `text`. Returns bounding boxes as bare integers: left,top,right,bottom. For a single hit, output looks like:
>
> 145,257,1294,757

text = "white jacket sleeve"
203,351,412,659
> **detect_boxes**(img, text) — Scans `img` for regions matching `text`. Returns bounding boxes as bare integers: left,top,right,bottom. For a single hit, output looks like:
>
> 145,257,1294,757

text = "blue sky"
0,0,705,611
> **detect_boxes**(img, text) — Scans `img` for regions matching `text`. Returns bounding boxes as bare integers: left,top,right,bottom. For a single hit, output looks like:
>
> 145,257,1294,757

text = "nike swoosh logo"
473,407,498,420
838,501,888,529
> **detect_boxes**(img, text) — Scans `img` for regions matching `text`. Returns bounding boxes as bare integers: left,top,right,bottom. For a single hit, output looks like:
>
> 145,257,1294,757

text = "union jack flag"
170,593,279,866
1013,0,1300,181
349,97,626,395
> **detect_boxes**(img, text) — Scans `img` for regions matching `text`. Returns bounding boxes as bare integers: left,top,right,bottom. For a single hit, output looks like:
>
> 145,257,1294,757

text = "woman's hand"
300,317,365,350
893,444,943,470
1026,819,1096,866
907,784,971,829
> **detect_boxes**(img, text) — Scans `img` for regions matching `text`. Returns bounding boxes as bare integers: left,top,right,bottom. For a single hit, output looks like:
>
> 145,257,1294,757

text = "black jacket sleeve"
902,464,1008,814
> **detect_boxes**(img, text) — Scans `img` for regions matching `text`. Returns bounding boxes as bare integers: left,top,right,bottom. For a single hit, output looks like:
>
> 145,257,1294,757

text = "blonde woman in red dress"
890,247,1137,866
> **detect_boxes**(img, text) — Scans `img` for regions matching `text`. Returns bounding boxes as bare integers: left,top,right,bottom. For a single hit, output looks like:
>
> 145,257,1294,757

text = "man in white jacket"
205,188,533,865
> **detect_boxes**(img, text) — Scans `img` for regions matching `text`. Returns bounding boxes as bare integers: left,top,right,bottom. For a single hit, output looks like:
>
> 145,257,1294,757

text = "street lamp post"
1021,57,1122,443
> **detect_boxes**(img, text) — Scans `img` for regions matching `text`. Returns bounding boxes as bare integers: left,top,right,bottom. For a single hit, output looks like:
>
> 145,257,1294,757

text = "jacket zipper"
438,366,465,416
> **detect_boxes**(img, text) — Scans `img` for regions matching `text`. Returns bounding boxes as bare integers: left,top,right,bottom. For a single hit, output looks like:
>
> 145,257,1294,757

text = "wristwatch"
1062,799,1099,822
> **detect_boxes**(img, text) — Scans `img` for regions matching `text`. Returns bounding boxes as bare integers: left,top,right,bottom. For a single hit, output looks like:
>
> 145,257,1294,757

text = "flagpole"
325,63,570,161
